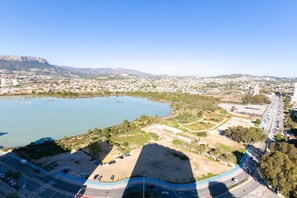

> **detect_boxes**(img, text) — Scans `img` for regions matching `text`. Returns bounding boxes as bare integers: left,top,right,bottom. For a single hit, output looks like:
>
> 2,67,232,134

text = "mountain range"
0,55,153,77
0,55,296,81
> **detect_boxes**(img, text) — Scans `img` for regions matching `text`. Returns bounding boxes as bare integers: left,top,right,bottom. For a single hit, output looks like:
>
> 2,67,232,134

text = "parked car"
81,185,87,190
9,180,16,186
93,174,99,180
97,175,103,181
109,160,116,165
62,168,70,174
231,178,238,184
161,191,169,196
110,175,114,181
148,184,155,189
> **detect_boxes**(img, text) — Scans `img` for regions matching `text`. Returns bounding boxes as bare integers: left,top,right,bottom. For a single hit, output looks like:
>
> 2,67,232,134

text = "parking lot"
219,103,268,117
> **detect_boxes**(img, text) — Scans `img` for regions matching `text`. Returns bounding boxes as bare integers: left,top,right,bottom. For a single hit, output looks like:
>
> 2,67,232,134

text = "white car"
161,191,169,196
231,178,238,184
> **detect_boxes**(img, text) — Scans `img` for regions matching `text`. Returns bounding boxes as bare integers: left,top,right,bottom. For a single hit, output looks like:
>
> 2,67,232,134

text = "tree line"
242,94,270,105
259,142,297,198
172,139,238,166
224,126,267,143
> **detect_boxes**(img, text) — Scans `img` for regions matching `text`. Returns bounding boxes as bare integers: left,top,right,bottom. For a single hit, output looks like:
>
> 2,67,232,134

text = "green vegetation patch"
196,131,208,137
242,94,271,105
216,143,234,153
196,173,218,181
110,130,151,149
185,121,216,131
259,142,297,197
224,126,267,143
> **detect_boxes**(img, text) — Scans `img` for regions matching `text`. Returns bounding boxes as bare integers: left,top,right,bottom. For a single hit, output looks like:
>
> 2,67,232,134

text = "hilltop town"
0,56,295,96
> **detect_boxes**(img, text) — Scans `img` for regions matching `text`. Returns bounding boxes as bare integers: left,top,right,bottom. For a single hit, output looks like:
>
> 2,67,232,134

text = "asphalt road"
0,152,252,198
0,155,78,198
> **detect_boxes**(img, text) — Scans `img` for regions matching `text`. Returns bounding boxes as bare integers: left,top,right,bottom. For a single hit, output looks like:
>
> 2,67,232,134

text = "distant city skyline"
0,0,297,77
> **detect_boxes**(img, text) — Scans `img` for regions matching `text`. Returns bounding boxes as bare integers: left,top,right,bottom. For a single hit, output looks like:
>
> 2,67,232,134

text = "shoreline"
0,94,174,150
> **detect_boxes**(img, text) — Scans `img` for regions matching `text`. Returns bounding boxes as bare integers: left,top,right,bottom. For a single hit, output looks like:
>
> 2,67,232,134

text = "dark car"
148,184,155,189
81,185,87,190
62,168,70,173
93,174,99,180
109,160,116,165
75,185,87,197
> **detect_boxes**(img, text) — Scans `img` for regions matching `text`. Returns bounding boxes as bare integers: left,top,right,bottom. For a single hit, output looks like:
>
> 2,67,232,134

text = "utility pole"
142,171,145,198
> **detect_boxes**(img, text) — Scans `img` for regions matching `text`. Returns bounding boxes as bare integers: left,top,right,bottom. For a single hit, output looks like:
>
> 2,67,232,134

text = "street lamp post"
143,171,146,198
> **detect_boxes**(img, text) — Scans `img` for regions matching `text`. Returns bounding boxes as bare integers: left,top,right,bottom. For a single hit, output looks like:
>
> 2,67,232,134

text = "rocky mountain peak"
0,55,49,64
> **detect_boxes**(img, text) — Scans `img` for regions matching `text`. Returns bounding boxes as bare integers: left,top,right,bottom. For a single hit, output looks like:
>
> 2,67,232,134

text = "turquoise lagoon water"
0,96,171,148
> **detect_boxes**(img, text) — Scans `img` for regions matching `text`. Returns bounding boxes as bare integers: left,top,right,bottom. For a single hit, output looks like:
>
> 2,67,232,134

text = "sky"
0,0,296,77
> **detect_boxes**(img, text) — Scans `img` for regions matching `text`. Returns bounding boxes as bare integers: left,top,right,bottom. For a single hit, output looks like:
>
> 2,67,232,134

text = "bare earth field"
201,117,254,150
33,117,253,183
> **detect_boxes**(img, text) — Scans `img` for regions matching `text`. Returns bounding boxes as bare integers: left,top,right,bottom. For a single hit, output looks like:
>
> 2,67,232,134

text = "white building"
12,79,18,86
251,84,260,96
0,78,6,87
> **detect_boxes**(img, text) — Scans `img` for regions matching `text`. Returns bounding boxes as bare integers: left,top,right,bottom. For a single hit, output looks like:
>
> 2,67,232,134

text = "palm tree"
12,171,21,190
5,170,14,178
221,153,230,165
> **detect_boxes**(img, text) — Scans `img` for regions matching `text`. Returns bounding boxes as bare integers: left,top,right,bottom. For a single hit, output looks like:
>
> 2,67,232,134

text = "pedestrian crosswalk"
34,180,56,194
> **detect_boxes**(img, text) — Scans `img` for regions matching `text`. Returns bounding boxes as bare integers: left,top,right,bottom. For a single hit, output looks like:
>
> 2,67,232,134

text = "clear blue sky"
0,0,296,77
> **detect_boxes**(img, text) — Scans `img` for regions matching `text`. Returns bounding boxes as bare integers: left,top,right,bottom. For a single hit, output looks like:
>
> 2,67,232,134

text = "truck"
20,159,27,165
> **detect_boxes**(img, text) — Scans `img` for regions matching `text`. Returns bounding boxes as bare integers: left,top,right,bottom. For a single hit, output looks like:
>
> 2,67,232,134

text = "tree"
101,128,110,140
242,94,270,104
259,151,297,197
89,142,102,159
224,126,267,143
5,170,14,178
12,171,21,190
255,119,261,125
197,111,203,117
270,142,297,164
275,134,288,142
284,96,293,110
122,119,129,131
86,129,92,134
93,128,99,134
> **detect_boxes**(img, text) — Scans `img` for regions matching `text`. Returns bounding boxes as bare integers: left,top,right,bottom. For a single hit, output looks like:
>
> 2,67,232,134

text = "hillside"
0,55,153,77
